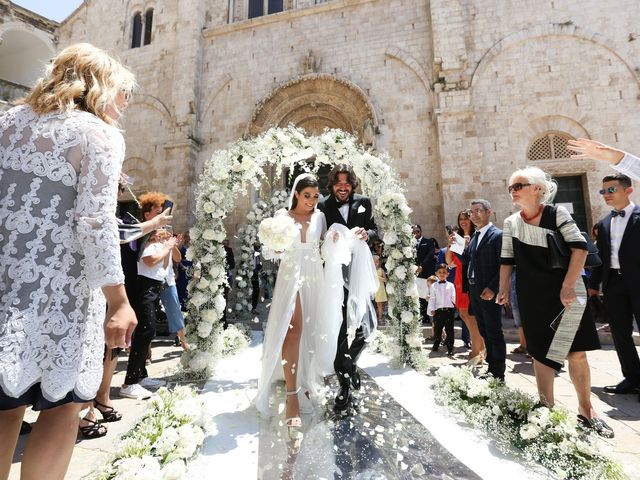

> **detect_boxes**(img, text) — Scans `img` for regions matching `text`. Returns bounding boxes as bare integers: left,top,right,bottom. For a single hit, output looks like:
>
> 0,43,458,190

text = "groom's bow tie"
336,199,349,207
611,210,626,218
438,280,446,284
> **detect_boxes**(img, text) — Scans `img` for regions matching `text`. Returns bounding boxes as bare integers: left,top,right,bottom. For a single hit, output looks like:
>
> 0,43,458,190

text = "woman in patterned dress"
496,166,612,438
0,44,137,479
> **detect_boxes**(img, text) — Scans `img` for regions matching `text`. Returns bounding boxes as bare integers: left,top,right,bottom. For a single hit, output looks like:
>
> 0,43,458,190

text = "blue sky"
12,1,85,22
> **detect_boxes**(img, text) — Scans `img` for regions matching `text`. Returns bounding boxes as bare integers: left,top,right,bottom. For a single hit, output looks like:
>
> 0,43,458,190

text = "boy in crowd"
428,264,457,356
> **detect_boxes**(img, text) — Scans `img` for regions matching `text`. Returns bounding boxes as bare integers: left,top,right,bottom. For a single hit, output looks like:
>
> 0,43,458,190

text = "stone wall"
47,0,640,240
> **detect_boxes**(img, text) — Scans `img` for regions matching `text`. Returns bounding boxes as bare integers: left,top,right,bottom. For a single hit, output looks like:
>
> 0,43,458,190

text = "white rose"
391,249,403,260
403,247,413,258
394,265,407,280
213,296,226,313
185,247,195,261
385,231,398,245
386,283,395,294
197,278,210,290
203,202,215,214
519,423,541,440
400,311,413,323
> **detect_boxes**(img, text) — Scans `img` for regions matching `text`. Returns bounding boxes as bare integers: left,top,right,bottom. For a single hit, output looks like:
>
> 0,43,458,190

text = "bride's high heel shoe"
285,388,303,440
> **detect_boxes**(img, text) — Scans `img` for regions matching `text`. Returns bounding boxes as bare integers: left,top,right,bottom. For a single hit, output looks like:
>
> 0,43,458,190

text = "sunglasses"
599,186,621,195
508,182,532,193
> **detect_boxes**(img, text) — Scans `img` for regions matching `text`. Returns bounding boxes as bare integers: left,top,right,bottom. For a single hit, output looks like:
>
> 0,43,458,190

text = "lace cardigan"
0,105,125,402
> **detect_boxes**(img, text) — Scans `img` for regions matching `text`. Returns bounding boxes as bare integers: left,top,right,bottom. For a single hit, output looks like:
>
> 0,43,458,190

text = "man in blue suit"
462,199,505,381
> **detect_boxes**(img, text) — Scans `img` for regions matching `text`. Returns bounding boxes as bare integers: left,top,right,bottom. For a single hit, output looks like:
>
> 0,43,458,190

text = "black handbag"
547,207,601,269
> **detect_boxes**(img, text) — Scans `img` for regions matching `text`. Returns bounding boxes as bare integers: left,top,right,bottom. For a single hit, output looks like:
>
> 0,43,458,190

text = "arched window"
144,8,154,45
527,131,574,161
131,12,142,48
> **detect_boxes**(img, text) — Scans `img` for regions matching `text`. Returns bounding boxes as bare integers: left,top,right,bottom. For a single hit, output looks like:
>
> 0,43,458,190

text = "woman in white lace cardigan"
0,43,138,480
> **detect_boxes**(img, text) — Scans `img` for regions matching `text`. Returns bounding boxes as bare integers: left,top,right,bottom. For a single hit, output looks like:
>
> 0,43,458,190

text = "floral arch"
181,126,423,378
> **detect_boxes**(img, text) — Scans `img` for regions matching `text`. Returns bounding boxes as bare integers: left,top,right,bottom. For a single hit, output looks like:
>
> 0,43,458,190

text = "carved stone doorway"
245,73,378,147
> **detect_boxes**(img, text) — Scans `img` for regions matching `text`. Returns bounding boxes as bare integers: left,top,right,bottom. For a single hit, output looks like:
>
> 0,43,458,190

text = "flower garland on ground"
92,386,212,480
434,366,627,480
232,189,289,315
181,125,423,379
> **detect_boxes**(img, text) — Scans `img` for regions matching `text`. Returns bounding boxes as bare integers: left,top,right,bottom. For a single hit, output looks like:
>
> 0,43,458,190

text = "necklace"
520,204,544,221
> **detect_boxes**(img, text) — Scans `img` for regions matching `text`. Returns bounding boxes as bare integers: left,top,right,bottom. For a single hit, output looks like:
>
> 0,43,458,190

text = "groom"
318,164,378,410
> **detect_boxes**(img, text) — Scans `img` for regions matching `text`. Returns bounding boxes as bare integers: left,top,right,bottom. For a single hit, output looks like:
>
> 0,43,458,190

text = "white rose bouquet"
257,214,298,253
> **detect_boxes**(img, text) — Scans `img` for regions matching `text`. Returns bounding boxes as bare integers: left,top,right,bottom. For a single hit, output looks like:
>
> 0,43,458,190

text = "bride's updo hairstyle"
290,175,319,210
509,166,558,204
22,43,135,127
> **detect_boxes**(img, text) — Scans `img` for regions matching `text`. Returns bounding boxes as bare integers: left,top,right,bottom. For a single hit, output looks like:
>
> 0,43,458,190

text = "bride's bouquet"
258,214,298,253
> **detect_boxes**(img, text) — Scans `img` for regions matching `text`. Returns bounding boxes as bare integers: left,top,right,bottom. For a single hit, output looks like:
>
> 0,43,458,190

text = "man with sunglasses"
587,174,640,399
462,200,505,381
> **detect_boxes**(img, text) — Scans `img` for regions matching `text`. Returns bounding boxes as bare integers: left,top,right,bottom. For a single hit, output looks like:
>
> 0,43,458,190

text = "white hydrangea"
189,351,214,372
161,460,186,480
175,424,205,459
197,321,213,338
113,456,161,480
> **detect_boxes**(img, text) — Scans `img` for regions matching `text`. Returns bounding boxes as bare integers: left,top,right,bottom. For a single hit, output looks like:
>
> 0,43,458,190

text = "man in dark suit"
462,199,505,381
413,224,436,324
587,173,640,398
318,164,378,410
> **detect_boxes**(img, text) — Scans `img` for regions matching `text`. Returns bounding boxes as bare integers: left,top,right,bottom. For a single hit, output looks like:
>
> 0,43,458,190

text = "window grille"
527,132,574,161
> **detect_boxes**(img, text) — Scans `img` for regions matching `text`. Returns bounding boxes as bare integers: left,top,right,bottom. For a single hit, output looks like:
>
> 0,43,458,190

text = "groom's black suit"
318,193,378,389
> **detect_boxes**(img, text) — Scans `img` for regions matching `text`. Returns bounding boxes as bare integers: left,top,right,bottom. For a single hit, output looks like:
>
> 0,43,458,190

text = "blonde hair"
509,166,558,204
22,43,136,127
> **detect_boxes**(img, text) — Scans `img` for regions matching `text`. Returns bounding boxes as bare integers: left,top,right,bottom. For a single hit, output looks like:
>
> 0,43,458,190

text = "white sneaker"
139,377,166,388
119,383,153,400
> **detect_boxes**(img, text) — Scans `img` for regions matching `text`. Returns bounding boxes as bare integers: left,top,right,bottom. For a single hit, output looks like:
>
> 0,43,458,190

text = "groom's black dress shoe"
334,385,351,411
603,379,640,394
351,370,361,390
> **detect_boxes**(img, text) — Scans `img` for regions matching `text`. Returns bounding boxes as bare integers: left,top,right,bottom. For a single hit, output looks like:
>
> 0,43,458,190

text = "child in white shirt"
428,263,456,356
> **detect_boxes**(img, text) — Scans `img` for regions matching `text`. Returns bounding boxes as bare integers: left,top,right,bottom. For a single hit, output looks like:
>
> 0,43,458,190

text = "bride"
254,173,334,431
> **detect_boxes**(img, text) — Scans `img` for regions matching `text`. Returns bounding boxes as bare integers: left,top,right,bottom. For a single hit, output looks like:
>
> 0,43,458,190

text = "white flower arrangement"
258,214,298,253
183,126,423,378
92,386,212,480
434,366,627,480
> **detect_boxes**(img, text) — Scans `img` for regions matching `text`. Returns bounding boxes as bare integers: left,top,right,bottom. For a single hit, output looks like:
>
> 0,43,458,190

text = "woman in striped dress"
496,166,612,438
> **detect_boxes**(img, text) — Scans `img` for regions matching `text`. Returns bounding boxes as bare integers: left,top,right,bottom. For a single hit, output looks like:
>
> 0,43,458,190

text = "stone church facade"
2,0,639,239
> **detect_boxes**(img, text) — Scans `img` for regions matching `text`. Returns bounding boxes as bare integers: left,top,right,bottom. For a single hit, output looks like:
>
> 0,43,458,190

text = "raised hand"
566,138,625,165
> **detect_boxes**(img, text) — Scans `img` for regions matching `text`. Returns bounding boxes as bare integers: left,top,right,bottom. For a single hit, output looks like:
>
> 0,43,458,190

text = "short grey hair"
470,199,492,211
509,166,558,204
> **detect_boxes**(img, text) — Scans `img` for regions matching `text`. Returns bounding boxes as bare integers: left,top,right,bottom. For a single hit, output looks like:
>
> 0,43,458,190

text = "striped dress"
501,205,599,370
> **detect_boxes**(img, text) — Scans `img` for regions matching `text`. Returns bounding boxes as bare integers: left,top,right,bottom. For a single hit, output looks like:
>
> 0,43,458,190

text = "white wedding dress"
254,209,335,416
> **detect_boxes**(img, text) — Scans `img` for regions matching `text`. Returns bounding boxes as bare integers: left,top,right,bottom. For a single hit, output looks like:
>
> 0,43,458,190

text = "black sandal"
577,414,615,439
94,399,122,422
78,418,107,439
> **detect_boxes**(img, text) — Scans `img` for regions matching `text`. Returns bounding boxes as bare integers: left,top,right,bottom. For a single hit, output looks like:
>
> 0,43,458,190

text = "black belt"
609,268,622,275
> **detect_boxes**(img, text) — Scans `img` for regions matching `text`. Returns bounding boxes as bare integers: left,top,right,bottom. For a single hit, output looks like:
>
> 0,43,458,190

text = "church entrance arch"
246,74,379,148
